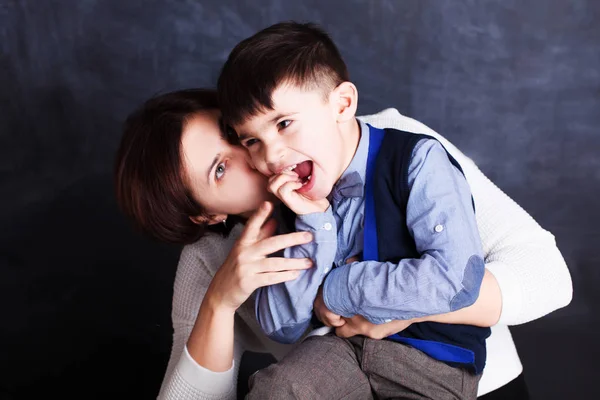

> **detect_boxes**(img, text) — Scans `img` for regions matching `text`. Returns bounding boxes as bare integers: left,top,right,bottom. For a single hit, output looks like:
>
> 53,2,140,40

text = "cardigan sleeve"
358,109,572,325
157,243,241,400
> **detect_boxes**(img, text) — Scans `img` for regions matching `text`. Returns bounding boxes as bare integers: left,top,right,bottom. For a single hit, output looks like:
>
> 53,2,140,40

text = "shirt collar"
329,119,370,203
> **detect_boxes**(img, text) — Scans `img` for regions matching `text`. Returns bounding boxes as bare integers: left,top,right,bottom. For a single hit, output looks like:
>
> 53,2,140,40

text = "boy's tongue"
294,161,313,182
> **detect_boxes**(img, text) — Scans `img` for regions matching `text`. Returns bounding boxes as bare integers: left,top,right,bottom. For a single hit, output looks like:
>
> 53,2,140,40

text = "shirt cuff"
322,266,355,317
485,261,524,326
177,345,236,396
296,207,337,243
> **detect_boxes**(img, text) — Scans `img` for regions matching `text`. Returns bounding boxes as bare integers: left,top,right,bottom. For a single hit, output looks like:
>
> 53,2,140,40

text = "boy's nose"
264,145,285,174
266,160,285,175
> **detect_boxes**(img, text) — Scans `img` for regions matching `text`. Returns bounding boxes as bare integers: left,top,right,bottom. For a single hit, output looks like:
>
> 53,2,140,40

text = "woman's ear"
189,213,228,226
331,81,358,123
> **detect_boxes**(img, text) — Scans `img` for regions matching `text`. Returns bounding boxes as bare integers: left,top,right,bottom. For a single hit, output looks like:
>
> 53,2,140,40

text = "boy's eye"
243,138,259,148
215,162,226,180
277,120,291,130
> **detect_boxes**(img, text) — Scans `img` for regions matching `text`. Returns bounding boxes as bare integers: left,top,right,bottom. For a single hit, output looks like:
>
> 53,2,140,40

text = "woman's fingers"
256,216,278,242
254,231,313,256
257,269,304,286
256,257,313,273
239,201,273,244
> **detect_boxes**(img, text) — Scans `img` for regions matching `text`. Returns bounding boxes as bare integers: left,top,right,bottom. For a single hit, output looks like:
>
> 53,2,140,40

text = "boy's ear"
189,213,228,226
331,81,358,123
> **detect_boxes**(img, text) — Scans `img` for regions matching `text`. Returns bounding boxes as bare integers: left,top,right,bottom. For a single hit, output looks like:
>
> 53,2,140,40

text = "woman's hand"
188,201,314,372
335,315,413,339
205,201,314,313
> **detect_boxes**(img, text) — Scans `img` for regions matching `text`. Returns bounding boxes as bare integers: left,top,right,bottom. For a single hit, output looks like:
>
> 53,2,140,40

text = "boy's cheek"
246,155,257,170
244,151,260,171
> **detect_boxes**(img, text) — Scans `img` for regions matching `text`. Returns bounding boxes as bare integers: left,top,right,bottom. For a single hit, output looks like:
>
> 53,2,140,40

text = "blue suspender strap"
363,124,384,262
387,334,475,365
362,124,476,367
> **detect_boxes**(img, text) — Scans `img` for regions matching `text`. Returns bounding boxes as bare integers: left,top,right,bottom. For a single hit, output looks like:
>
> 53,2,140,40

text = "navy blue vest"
363,125,490,374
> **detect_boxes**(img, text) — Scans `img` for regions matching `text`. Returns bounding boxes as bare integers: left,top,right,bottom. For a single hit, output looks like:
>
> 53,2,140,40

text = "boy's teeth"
302,174,312,185
285,164,297,173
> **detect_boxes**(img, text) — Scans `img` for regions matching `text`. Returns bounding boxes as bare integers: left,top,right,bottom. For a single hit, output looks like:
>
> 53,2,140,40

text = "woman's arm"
157,245,241,400
158,202,314,400
359,109,572,325
335,266,502,339
421,269,502,327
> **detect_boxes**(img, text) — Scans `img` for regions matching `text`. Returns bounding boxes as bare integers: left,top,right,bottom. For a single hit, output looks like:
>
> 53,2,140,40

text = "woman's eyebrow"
206,153,220,184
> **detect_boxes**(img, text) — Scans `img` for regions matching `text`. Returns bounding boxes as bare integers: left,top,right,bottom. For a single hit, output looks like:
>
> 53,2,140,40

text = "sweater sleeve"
358,109,573,325
157,243,243,400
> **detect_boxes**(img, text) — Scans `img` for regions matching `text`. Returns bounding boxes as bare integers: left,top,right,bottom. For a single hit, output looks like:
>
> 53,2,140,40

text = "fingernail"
306,259,313,266
304,232,312,240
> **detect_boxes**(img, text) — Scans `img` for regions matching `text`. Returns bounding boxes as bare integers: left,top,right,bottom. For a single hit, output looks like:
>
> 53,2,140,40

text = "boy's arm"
360,109,571,325
254,207,338,343
333,268,502,340
322,139,485,323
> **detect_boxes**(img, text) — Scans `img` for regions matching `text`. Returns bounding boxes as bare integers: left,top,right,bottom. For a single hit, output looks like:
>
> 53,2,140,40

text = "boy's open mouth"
293,160,313,185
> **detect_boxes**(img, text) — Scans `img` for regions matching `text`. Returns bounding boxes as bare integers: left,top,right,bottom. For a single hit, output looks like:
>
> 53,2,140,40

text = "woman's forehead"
181,114,228,176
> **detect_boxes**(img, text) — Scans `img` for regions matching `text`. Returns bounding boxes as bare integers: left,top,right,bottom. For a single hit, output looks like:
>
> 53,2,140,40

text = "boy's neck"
336,117,361,182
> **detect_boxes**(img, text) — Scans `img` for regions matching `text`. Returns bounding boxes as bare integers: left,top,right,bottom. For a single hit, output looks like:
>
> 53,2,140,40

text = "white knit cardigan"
157,109,572,399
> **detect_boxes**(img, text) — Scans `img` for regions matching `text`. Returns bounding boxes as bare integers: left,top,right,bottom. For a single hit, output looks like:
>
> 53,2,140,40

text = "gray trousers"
247,334,480,400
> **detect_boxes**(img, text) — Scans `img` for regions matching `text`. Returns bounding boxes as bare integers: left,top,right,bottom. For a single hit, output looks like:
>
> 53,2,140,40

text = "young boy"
218,22,489,397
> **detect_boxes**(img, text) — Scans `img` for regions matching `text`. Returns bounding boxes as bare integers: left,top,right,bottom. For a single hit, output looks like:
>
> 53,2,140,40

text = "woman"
115,89,572,399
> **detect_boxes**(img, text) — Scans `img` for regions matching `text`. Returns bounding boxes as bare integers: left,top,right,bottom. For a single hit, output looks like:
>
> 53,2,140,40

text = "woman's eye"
277,120,291,130
215,162,226,180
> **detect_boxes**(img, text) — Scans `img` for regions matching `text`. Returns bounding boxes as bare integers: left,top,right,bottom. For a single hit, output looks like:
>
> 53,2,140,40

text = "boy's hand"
268,171,329,215
335,315,413,340
313,285,345,327
313,256,360,327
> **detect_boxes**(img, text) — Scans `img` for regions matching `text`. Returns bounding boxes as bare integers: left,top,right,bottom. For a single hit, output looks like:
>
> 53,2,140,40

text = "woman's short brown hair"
114,89,240,244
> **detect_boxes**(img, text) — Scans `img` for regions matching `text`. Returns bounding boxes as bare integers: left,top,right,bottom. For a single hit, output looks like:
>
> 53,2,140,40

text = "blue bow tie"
330,171,364,203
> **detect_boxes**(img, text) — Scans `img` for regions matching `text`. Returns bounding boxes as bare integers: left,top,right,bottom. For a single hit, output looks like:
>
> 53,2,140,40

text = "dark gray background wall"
1,0,597,399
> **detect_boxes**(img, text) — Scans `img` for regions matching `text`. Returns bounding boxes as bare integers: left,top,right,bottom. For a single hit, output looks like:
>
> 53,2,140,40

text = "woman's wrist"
187,289,237,372
202,286,238,317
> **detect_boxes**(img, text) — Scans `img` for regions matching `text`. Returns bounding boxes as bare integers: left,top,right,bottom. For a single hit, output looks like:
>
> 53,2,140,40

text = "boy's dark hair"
114,89,240,244
217,21,349,126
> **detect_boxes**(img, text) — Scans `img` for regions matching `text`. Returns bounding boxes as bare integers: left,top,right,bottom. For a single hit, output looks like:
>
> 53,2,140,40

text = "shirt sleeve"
254,207,338,343
323,139,486,323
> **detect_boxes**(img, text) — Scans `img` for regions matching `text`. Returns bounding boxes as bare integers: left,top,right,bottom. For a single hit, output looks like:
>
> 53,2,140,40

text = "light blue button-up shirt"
254,120,485,344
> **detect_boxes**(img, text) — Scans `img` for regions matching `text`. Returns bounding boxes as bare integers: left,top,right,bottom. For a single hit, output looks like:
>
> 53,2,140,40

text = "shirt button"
323,222,333,231
434,224,444,233
324,267,330,273
384,319,392,323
